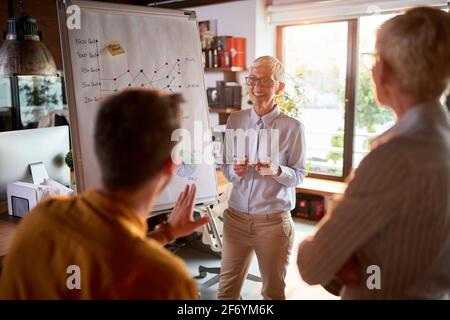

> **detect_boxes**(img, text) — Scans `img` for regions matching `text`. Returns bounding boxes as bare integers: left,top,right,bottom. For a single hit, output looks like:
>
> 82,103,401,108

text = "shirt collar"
371,100,443,149
82,189,148,238
250,105,280,127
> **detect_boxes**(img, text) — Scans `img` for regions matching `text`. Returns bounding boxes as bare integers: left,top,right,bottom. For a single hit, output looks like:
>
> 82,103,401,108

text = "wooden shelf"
205,67,245,72
209,107,240,114
205,67,244,119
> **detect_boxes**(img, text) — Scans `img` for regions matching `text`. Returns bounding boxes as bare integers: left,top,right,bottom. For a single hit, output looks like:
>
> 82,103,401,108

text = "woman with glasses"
297,7,450,299
218,56,306,299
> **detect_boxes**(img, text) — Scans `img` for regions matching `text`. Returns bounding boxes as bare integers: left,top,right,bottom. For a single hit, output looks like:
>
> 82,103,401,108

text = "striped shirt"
297,101,450,299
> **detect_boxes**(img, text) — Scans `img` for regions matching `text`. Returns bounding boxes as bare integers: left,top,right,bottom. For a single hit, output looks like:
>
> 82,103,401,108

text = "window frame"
277,18,358,182
277,6,449,181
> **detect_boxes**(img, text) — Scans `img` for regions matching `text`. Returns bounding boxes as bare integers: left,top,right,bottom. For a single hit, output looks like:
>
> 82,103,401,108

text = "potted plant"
65,150,76,191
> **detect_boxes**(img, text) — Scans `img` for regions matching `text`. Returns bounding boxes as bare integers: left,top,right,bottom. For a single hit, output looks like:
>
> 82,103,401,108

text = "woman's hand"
233,156,249,177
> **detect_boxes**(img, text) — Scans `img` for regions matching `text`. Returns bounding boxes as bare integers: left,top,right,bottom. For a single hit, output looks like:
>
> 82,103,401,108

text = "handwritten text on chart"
84,96,101,103
75,38,98,45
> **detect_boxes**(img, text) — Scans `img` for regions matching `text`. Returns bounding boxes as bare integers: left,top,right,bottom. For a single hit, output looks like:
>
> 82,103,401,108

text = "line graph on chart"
98,62,183,94
74,38,196,104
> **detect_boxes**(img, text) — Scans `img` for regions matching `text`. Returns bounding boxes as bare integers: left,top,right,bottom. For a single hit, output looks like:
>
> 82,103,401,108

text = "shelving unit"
205,66,245,124
208,107,240,114
204,66,245,82
204,66,245,72
208,107,240,125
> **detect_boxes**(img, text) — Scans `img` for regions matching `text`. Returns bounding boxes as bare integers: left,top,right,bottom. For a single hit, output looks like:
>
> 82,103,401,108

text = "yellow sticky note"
105,42,125,56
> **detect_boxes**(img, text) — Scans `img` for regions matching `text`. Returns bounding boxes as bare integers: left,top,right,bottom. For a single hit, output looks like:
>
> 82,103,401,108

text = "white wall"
255,0,276,58
190,0,275,88
189,0,275,126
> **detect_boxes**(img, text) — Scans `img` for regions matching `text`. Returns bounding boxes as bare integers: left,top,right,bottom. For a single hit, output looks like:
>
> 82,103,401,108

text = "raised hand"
166,184,210,239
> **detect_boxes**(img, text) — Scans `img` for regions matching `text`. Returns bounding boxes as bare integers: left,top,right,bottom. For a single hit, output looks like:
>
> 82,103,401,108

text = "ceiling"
96,0,243,9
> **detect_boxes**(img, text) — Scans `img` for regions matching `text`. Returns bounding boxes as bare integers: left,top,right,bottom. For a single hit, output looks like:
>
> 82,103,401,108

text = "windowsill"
296,177,346,197
215,170,346,197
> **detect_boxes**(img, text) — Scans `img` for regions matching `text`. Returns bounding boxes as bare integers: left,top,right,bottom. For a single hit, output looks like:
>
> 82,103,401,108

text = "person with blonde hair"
218,55,306,299
297,7,450,299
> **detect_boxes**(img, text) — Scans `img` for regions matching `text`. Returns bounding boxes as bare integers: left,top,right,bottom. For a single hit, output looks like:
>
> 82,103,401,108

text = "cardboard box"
6,182,45,217
291,193,325,221
226,37,246,69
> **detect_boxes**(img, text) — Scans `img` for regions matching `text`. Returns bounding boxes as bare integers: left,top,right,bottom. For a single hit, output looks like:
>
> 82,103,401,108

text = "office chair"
195,183,261,290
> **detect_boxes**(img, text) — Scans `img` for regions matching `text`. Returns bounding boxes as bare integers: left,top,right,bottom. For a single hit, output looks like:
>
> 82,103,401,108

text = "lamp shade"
0,15,57,76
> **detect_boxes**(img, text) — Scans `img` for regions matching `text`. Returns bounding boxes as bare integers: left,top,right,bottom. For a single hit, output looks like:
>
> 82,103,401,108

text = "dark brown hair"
94,89,182,191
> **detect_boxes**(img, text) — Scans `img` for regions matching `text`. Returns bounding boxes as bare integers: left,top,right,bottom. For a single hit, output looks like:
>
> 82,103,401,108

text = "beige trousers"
217,207,295,300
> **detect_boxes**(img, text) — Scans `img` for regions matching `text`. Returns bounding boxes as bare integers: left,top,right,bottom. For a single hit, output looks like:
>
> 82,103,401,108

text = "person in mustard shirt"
0,89,210,299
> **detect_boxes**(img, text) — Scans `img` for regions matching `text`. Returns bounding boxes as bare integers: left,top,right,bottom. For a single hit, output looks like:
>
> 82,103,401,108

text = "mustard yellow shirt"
0,190,198,299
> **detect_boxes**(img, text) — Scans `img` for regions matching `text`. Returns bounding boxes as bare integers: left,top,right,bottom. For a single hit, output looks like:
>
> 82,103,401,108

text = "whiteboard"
57,0,218,212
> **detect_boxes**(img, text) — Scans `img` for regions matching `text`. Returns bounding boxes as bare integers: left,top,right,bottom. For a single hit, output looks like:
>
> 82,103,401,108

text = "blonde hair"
376,7,450,101
250,56,285,82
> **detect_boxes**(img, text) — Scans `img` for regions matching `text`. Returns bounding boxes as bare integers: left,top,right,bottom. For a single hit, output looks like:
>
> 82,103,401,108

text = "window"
281,21,350,178
278,12,406,180
0,76,13,131
353,14,397,168
0,74,67,131
17,75,65,129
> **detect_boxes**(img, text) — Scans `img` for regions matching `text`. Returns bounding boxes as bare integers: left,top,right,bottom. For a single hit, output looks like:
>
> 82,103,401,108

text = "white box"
6,182,46,218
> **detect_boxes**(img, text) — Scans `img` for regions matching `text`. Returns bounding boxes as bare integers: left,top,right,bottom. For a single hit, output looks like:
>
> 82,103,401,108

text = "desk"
0,174,345,267
0,173,227,267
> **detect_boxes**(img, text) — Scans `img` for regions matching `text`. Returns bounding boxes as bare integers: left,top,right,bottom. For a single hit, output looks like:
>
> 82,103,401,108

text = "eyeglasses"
245,76,278,88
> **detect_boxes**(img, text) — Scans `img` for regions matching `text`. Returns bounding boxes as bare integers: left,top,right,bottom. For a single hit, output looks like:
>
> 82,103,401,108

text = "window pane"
0,76,13,132
17,75,65,129
353,14,397,167
283,21,348,177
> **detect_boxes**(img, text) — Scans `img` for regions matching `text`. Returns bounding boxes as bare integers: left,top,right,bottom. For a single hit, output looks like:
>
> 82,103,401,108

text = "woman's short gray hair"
376,7,450,101
250,56,285,82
